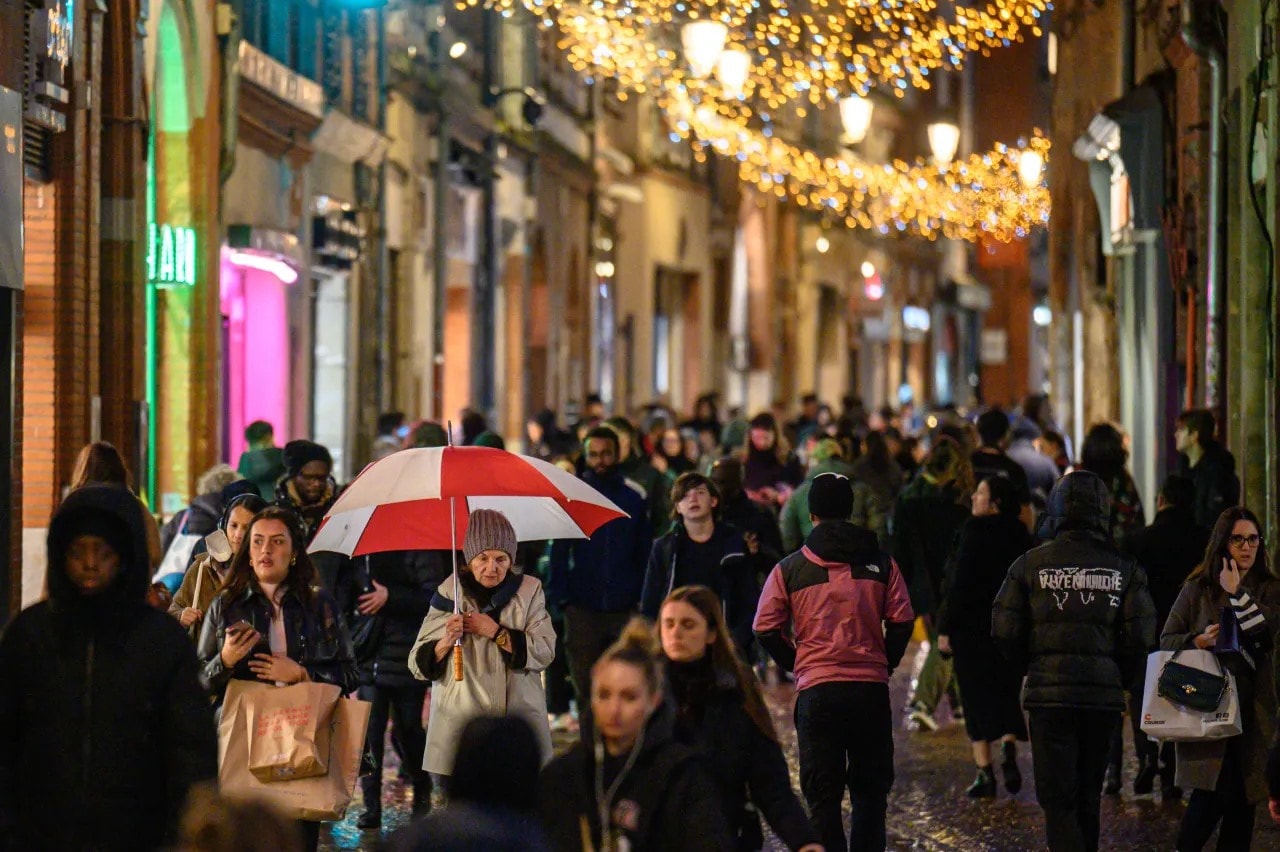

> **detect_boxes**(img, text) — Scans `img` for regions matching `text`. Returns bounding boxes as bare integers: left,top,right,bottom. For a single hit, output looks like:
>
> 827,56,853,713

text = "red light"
865,274,884,301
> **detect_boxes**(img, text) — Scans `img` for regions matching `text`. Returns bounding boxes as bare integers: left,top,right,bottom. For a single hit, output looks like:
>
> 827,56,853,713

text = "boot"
1001,741,1022,794
1160,762,1181,801
966,765,997,798
1103,763,1122,796
357,778,382,828
412,775,433,815
1133,756,1158,795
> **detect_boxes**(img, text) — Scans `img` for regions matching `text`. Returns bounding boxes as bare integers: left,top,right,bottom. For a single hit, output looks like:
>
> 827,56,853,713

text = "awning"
312,109,391,167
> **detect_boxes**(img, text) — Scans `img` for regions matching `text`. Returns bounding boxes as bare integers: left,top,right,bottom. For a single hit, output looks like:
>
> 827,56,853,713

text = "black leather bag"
1157,649,1228,713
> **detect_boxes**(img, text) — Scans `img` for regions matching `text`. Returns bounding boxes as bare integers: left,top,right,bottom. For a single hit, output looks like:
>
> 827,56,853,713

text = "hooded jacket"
991,471,1157,711
754,521,914,690
0,486,217,851
546,468,653,613
538,706,733,852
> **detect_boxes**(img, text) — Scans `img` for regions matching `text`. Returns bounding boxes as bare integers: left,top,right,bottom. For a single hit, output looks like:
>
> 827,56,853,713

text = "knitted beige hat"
463,509,518,564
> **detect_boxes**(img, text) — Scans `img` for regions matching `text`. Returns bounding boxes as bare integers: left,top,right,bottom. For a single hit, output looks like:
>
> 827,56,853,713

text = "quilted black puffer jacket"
992,470,1157,711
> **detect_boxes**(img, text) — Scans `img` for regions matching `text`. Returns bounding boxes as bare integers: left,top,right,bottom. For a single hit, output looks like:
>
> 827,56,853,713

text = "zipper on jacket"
83,637,96,788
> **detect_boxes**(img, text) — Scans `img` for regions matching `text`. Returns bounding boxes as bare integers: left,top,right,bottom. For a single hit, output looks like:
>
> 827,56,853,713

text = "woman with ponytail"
538,618,733,851
658,586,820,852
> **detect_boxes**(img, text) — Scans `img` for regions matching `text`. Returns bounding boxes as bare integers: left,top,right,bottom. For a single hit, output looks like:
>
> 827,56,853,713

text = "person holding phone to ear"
1162,507,1280,851
169,494,267,636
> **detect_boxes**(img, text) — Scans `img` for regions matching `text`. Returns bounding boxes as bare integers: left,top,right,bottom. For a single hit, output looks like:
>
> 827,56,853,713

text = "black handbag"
1157,648,1228,713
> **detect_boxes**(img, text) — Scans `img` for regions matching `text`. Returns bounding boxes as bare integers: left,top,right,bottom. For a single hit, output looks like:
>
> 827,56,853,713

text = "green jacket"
779,459,887,552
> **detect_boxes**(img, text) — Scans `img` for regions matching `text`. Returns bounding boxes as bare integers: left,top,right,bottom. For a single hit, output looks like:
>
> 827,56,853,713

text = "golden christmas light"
540,0,1049,109
664,91,1051,243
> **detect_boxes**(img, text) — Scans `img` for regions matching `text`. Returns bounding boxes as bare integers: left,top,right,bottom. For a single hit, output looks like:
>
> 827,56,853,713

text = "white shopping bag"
1139,649,1242,743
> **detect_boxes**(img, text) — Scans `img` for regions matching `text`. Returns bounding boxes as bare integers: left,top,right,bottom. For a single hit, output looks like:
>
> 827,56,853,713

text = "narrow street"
322,642,1280,850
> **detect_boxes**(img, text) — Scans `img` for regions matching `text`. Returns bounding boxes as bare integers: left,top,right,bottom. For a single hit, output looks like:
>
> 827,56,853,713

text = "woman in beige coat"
409,509,555,779
1161,506,1280,851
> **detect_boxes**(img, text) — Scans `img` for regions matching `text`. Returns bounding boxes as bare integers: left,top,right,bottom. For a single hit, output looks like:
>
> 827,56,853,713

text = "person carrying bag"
1159,507,1280,851
1140,645,1242,743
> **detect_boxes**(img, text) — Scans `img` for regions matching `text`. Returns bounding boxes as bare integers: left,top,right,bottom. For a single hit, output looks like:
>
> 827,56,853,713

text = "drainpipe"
1181,0,1226,410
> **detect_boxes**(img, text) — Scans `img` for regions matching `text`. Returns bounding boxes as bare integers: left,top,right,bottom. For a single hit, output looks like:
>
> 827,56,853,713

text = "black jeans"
794,681,894,852
1029,708,1118,852
546,614,574,715
1177,744,1256,851
564,606,633,707
359,682,430,813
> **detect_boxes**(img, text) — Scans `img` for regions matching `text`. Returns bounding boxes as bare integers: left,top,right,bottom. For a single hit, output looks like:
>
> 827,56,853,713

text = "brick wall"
21,178,57,529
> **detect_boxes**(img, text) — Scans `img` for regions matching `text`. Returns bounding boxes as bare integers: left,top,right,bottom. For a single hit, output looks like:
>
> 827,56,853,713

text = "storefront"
219,40,323,470
145,0,224,514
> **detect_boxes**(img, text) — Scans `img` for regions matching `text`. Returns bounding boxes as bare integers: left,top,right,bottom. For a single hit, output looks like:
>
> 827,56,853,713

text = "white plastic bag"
1139,649,1242,743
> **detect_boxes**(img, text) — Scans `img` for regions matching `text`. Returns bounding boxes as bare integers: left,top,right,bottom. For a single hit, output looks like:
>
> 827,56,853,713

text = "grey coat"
409,573,556,775
1160,574,1280,802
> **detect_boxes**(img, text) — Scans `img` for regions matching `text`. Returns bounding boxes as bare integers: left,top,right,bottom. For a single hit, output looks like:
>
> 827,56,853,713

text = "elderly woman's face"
469,549,512,588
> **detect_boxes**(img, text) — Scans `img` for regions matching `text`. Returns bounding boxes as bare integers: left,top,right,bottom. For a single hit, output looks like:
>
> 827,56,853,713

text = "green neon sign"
147,222,197,287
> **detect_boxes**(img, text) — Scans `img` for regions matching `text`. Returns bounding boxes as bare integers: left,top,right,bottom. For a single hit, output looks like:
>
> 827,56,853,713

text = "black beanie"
59,508,135,569
807,472,855,521
283,440,333,476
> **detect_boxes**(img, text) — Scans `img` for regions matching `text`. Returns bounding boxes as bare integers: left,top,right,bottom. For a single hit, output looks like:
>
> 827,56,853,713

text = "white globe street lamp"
927,121,961,165
1018,149,1045,189
839,95,874,144
715,47,751,99
682,21,728,79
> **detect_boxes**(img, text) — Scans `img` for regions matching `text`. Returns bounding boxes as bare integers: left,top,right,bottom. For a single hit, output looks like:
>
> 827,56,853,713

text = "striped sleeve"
1230,589,1268,636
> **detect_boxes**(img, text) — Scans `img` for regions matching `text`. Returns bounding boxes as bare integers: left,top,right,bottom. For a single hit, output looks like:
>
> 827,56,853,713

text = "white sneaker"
907,704,940,732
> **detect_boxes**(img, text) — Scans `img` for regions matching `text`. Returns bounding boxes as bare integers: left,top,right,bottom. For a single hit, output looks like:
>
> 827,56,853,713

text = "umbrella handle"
453,642,463,681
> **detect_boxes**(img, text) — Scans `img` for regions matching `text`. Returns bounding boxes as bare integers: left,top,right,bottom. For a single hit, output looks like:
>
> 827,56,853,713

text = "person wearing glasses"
1161,507,1280,851
274,440,348,593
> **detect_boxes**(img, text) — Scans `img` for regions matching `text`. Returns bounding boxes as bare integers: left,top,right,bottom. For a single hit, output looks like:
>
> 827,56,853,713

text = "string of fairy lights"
665,92,1050,242
547,0,1050,109
455,0,1053,242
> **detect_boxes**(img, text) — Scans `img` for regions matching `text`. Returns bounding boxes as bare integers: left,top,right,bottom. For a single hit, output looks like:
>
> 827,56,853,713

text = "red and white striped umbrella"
307,446,628,557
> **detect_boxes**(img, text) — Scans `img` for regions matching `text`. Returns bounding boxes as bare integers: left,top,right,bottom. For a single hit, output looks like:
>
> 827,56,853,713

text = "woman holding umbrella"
409,509,556,788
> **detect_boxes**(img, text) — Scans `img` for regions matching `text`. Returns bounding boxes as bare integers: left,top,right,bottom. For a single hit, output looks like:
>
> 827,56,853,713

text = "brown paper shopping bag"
219,679,372,821
245,681,342,782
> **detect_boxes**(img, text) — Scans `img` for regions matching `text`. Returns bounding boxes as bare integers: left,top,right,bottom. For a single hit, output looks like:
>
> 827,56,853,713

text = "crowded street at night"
5,0,1280,850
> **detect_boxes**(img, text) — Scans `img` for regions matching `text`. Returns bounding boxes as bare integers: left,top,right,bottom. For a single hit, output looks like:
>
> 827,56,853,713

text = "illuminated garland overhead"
543,0,1049,108
664,93,1050,242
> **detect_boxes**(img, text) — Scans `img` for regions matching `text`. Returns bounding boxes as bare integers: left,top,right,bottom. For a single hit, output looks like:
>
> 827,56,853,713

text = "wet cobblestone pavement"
322,643,1280,850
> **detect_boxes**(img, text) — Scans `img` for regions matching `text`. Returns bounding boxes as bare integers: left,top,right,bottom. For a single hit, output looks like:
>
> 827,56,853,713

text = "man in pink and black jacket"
754,472,915,852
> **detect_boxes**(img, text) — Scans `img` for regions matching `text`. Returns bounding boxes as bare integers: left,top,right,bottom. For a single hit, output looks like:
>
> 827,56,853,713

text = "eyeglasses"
1229,534,1262,549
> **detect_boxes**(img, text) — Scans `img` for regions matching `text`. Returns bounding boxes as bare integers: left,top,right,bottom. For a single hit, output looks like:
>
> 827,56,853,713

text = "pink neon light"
221,249,294,463
225,250,300,284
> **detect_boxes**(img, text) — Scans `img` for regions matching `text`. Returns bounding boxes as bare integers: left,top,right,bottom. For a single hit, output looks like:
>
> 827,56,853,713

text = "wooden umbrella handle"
453,643,464,681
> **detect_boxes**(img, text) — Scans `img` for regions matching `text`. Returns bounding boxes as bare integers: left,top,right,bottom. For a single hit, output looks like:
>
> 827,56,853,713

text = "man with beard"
546,427,652,713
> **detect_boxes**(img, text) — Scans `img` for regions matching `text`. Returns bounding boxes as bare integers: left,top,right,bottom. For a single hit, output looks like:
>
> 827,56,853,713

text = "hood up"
1042,470,1112,539
46,484,151,610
